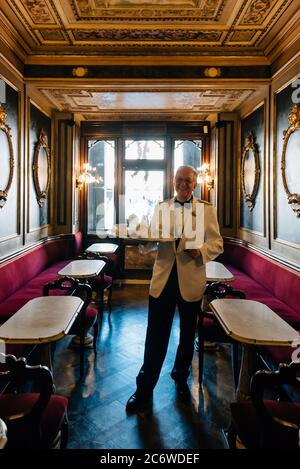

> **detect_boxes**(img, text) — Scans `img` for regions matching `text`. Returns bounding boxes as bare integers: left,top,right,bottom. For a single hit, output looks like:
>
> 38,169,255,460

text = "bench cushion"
0,260,70,323
0,239,74,304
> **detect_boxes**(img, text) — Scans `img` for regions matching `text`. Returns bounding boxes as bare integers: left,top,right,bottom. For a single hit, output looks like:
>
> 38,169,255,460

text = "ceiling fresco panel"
15,0,58,24
72,0,225,20
38,88,255,115
239,0,288,26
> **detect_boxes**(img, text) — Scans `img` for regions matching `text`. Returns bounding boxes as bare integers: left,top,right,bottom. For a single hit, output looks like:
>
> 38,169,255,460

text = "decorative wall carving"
281,105,300,217
0,104,14,208
32,130,51,207
241,131,260,211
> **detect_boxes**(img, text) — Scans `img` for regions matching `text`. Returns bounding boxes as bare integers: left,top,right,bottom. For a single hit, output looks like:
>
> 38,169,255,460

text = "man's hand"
184,249,202,261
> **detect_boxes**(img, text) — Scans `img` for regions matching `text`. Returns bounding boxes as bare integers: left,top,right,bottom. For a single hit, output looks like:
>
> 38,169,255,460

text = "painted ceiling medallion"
204,67,221,78
72,67,89,77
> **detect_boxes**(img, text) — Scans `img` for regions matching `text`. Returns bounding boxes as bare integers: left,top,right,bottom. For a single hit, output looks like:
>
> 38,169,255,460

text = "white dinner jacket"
149,197,224,302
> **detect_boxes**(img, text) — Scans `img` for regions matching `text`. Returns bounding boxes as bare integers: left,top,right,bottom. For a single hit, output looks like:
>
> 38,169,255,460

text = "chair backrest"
250,361,300,449
0,354,53,448
43,276,92,312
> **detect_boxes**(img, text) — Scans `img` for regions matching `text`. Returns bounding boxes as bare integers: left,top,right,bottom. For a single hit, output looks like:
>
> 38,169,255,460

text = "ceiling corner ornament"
203,67,221,78
281,104,300,217
241,131,260,211
72,67,89,77
0,104,14,209
33,130,51,207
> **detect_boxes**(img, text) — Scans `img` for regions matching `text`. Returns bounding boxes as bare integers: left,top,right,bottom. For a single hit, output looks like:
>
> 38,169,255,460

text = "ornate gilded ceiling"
0,1,298,121
0,0,298,60
34,86,256,121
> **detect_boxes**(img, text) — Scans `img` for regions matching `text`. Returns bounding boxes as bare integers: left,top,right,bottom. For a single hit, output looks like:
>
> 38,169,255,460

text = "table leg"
236,344,256,401
39,343,53,372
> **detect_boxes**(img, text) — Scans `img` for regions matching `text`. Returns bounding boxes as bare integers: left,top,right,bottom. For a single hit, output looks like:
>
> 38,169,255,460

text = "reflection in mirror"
243,149,256,196
33,130,50,207
0,104,14,208
281,105,300,217
241,131,260,211
38,147,48,192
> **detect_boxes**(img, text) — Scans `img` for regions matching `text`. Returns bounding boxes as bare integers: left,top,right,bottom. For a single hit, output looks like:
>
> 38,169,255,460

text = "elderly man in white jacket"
126,165,223,413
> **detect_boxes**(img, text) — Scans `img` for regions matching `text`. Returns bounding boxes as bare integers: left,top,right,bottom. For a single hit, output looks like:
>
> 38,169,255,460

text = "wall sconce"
76,163,102,190
197,163,214,191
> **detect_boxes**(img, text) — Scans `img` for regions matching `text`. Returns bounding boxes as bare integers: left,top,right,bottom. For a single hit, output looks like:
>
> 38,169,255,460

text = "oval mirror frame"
33,130,51,207
0,104,14,209
241,131,260,211
281,104,300,217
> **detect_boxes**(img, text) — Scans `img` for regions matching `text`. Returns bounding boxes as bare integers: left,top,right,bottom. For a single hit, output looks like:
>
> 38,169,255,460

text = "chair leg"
108,285,113,315
60,415,69,449
197,314,205,384
93,321,98,354
79,331,84,380
226,422,238,449
232,342,240,389
98,290,104,322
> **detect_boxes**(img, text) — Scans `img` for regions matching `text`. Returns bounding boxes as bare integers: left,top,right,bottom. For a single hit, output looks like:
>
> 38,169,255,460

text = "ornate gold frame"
33,130,51,207
281,104,300,217
0,104,14,208
241,131,260,211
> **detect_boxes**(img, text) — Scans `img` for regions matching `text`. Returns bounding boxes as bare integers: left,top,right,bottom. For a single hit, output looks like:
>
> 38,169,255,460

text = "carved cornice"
73,29,221,42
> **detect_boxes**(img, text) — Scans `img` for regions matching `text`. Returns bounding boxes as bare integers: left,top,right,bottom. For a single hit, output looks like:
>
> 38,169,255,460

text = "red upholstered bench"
211,239,300,401
0,233,83,359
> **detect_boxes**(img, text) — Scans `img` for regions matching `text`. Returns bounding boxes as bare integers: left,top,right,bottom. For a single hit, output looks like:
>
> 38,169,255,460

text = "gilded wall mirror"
33,130,51,207
0,104,14,208
281,104,300,217
241,131,260,211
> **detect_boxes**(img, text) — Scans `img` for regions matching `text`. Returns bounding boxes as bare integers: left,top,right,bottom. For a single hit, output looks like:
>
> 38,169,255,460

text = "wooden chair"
43,277,98,379
79,251,113,319
229,361,300,449
0,353,68,449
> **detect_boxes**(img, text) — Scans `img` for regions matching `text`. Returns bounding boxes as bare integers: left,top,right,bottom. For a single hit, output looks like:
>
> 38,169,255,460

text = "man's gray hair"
175,165,198,182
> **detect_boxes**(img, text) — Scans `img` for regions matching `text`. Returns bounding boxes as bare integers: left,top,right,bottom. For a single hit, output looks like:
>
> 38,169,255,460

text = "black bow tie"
174,196,193,206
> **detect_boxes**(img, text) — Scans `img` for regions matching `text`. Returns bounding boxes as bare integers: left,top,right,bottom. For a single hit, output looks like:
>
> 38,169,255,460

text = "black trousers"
136,261,201,393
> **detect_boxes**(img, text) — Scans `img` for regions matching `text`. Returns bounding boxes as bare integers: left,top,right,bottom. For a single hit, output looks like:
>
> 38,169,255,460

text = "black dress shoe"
126,391,153,413
175,381,191,402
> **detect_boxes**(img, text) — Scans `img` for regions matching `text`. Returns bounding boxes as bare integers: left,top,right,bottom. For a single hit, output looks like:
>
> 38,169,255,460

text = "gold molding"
281,104,300,217
0,104,14,208
241,130,260,211
32,130,51,207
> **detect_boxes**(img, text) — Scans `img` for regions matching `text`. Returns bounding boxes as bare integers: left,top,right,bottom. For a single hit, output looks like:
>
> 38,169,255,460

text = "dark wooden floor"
53,284,235,449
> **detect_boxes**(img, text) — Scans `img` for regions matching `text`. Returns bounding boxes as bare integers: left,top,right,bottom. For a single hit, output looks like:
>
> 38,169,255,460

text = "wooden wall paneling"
72,121,80,234
53,113,75,235
209,125,218,208
270,57,300,265
238,102,267,248
0,73,23,259
26,100,52,244
217,115,237,237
